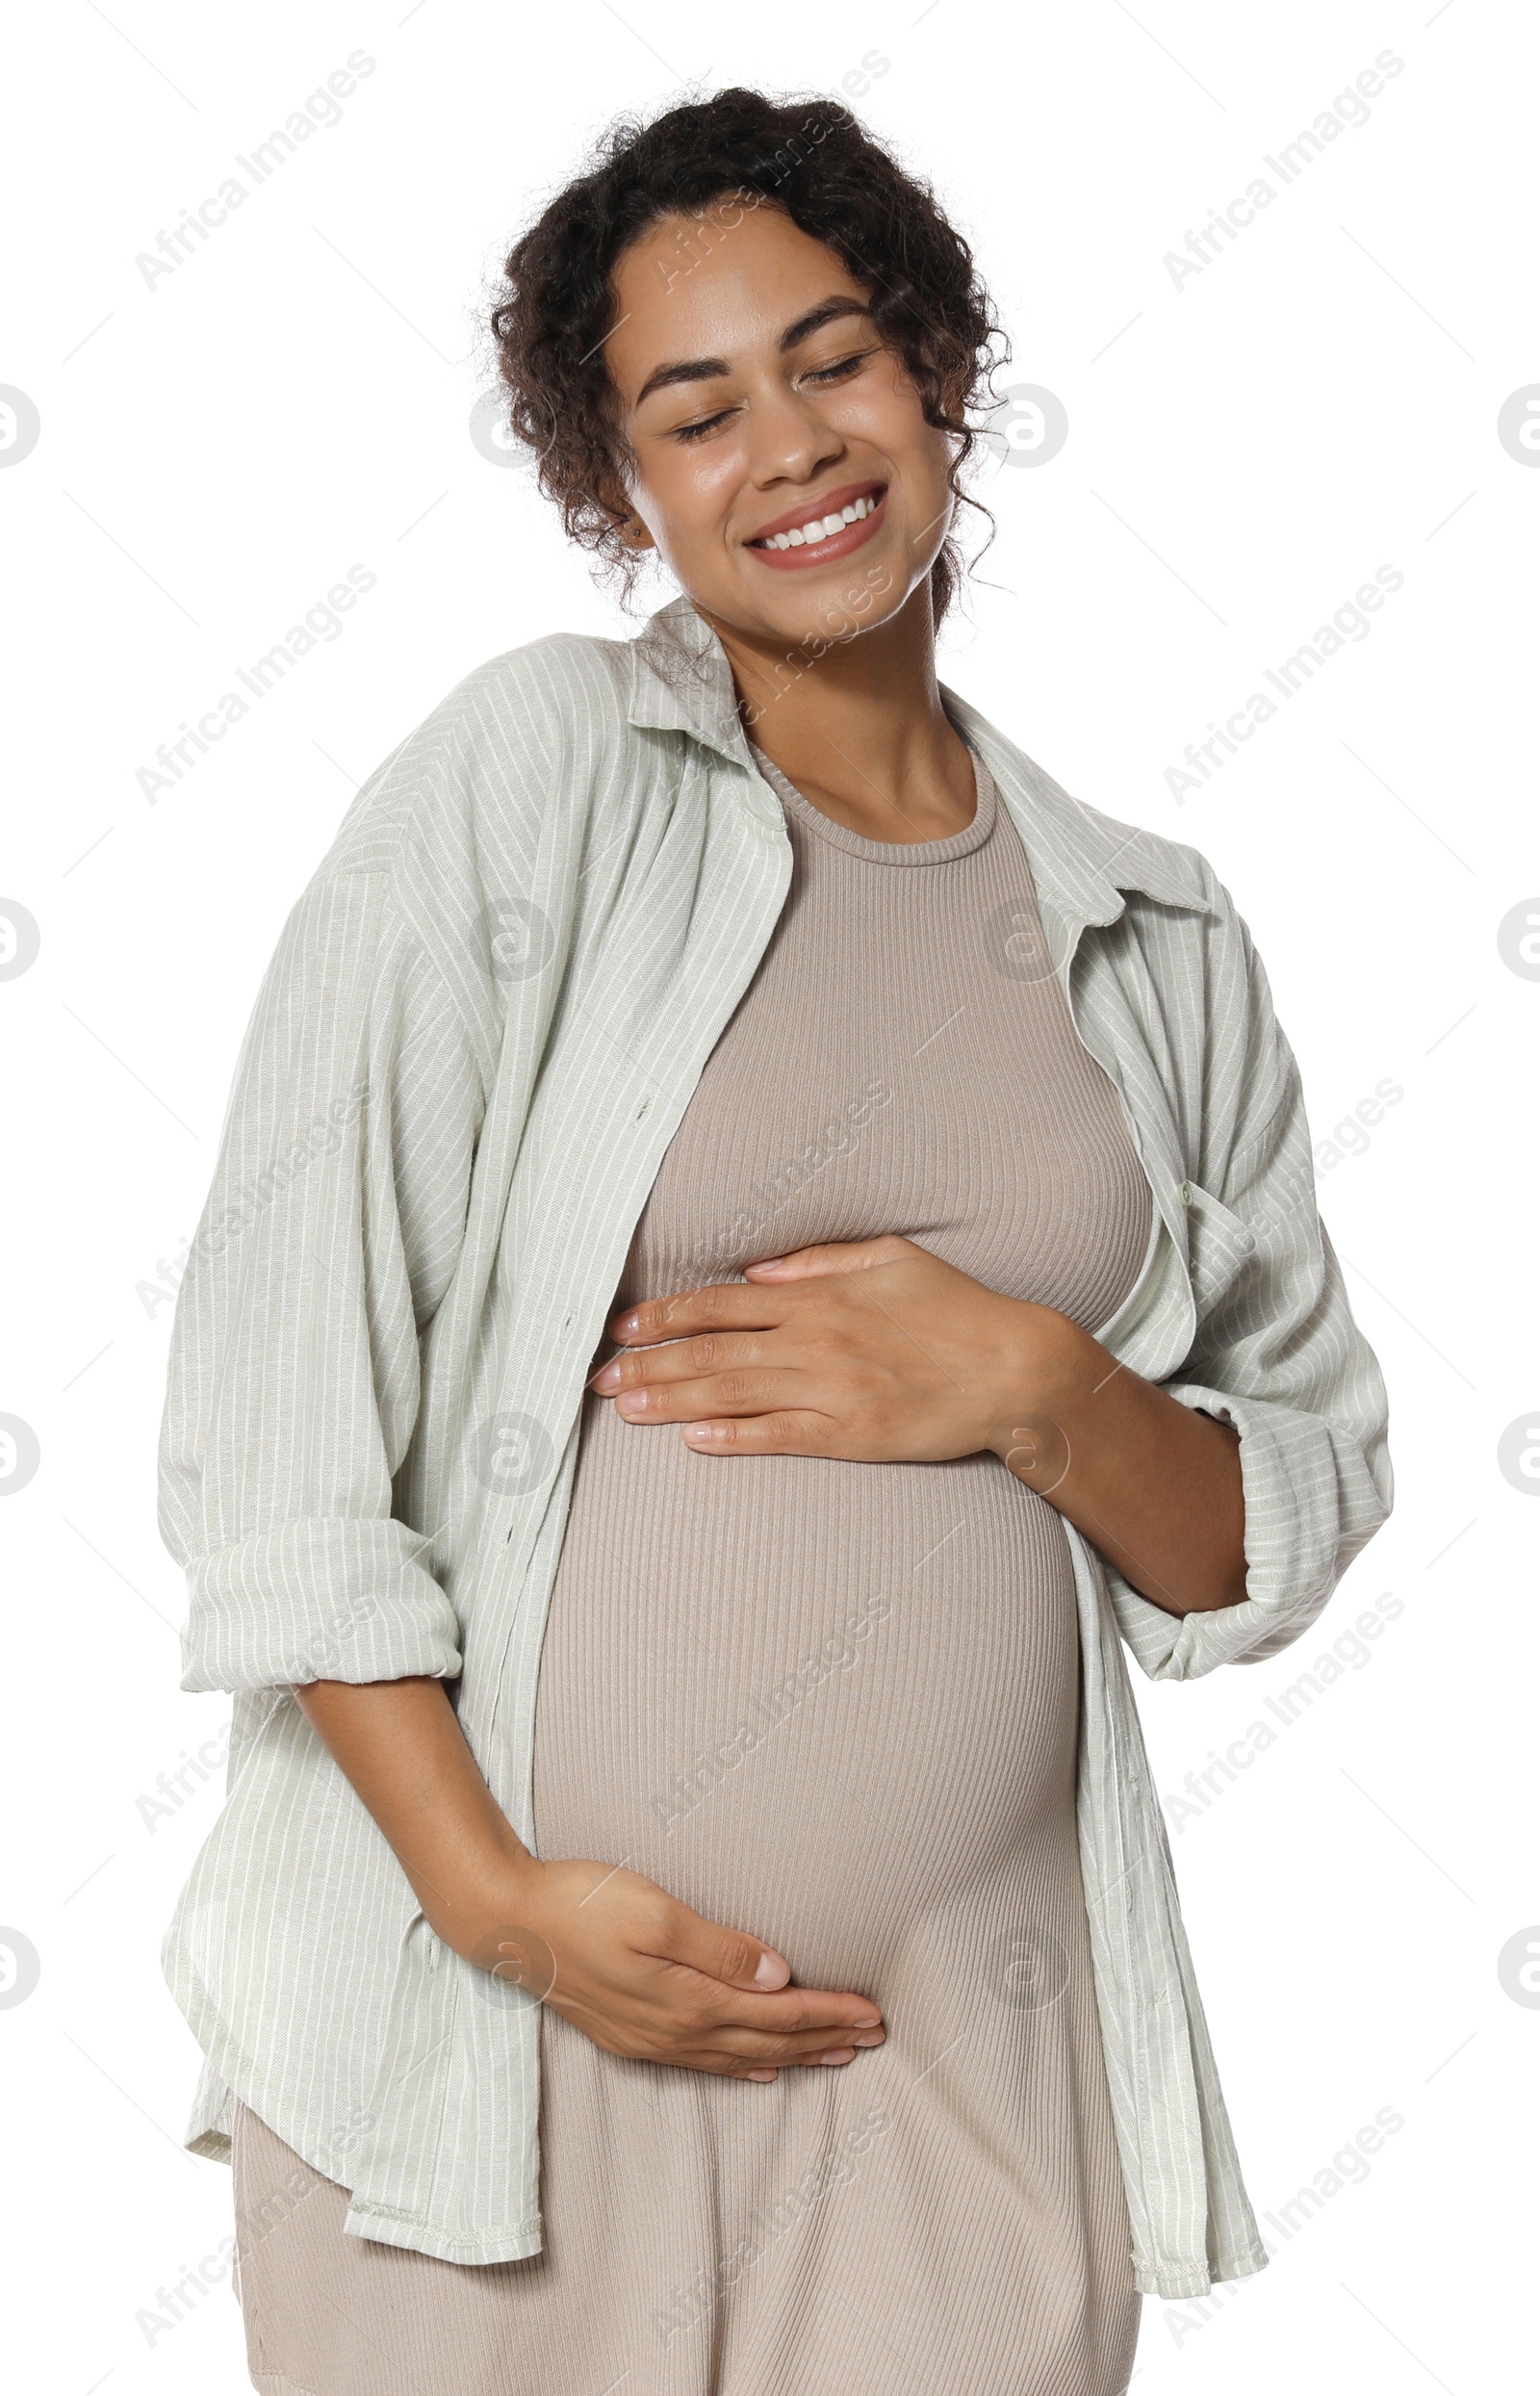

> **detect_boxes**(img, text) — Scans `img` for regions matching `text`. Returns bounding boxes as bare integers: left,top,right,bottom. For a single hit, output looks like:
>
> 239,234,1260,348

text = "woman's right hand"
461,1854,886,2081
288,1677,883,2081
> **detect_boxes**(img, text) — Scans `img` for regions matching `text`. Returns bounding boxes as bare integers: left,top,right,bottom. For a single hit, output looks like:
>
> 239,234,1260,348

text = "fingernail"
818,2048,856,2066
746,2068,777,2082
591,1359,621,1391
753,1952,786,1989
852,2014,881,2029
614,1310,640,1338
853,2031,884,2047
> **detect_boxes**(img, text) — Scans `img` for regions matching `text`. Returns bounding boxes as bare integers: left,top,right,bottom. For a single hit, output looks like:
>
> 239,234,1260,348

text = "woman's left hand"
592,1232,1250,1615
589,1235,1074,1465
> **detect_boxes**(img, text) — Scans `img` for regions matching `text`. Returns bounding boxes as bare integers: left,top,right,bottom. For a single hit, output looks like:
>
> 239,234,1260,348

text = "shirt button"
1178,1181,1193,1205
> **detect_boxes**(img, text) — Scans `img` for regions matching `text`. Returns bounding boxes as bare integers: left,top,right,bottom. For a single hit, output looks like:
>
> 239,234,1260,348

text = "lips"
746,480,887,550
744,481,889,572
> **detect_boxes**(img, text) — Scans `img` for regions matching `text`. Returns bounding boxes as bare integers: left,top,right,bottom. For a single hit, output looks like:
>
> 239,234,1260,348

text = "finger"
552,2002,871,2079
689,1982,885,2037
646,1905,792,1997
659,2016,881,2068
632,1990,886,2066
743,1234,917,1281
675,2035,874,2074
639,1912,880,2038
556,1991,882,2072
612,1370,810,1426
609,1281,791,1347
669,2052,783,2079
590,1328,770,1396
680,1410,833,1454
670,2048,859,2080
694,2016,886,2063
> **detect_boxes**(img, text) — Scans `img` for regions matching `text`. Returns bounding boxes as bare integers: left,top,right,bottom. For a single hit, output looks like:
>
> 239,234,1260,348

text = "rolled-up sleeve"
159,868,484,1694
1106,991,1394,1686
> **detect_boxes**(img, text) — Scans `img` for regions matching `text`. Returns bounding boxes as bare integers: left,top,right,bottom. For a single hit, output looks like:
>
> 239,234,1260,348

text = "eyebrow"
631,296,874,409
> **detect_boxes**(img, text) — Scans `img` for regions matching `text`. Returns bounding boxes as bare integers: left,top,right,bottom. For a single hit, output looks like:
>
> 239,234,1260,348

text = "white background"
2,1,1534,2388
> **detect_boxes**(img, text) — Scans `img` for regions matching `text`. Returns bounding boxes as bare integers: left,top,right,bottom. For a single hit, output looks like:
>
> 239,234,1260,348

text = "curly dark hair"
487,87,1007,627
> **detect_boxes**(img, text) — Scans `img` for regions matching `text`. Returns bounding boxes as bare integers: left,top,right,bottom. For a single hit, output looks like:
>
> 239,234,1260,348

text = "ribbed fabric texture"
228,747,1148,2395
156,592,1394,2297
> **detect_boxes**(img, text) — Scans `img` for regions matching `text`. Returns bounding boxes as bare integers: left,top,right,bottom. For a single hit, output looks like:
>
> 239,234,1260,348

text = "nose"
741,383,848,495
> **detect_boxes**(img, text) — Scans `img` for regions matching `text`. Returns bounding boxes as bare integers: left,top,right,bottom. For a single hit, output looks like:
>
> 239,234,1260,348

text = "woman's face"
602,197,959,655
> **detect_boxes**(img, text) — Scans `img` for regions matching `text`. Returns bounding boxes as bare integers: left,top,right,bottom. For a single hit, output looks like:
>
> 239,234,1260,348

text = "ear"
596,477,654,553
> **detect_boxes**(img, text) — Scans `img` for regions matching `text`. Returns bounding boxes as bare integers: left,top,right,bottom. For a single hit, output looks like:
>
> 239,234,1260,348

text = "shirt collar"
625,592,1217,929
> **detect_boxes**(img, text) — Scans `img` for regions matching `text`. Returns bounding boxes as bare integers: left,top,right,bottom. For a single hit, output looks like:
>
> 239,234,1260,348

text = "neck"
695,580,978,845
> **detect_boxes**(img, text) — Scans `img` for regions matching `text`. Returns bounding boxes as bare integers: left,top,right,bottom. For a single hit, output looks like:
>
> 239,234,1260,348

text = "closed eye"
673,407,734,446
806,348,878,388
670,348,880,444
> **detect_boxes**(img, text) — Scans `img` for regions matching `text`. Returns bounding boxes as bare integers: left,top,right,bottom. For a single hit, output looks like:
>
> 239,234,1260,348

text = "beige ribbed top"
523,738,1153,2392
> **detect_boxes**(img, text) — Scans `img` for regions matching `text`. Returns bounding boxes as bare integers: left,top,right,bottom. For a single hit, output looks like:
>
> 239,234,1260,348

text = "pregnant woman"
158,88,1393,2396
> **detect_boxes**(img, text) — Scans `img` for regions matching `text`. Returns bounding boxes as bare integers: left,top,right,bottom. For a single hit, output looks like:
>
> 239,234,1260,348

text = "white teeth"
755,493,881,551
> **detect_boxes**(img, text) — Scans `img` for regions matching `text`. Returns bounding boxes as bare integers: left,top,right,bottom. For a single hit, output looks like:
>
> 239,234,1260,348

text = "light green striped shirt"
158,592,1392,2300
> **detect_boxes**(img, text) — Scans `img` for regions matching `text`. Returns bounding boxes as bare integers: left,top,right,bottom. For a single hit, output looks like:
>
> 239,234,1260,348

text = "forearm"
993,1310,1247,1616
291,1675,541,1959
291,1678,882,2072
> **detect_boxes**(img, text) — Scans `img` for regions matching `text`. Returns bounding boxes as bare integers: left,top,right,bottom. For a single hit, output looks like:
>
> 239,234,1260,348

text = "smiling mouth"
747,483,888,555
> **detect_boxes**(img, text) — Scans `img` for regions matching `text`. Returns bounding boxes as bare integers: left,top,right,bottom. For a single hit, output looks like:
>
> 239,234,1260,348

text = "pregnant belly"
529,1391,1082,1995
